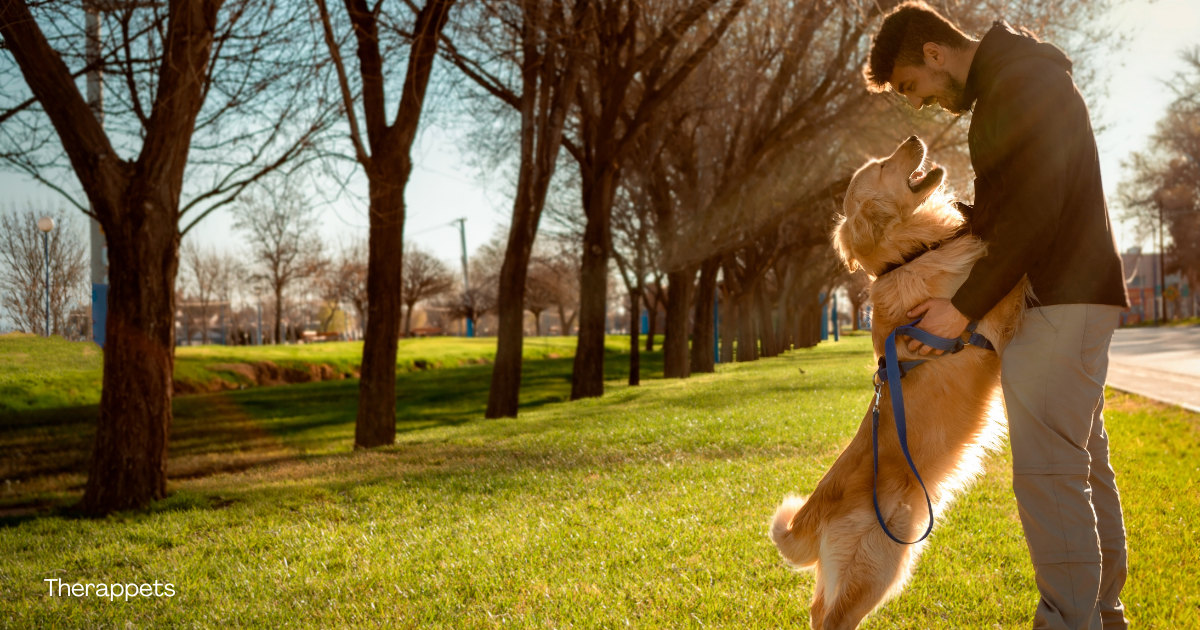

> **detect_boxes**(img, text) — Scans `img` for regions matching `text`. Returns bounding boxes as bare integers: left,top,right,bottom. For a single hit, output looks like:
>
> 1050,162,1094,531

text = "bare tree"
441,0,590,419
610,183,654,385
402,245,455,335
562,0,748,399
316,240,366,336
0,0,332,513
524,254,559,336
234,183,326,345
1120,47,1200,293
534,229,580,335
179,240,223,345
0,208,88,336
314,0,456,447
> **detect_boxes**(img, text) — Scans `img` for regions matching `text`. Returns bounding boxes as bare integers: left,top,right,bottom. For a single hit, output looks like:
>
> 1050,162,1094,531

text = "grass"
0,333,642,413
0,335,1197,628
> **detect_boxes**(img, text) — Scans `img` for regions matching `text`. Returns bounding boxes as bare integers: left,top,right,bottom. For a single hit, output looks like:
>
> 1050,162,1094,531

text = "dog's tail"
770,495,821,568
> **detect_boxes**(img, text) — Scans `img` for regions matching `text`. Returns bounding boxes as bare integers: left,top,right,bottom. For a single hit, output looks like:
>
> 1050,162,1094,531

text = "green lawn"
0,333,638,413
0,334,1196,628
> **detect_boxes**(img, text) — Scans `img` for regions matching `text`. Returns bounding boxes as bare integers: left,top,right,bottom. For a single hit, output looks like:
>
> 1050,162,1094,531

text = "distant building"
1120,247,1195,325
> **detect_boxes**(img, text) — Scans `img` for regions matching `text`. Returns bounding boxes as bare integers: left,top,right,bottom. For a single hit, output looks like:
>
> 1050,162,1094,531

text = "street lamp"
36,216,54,337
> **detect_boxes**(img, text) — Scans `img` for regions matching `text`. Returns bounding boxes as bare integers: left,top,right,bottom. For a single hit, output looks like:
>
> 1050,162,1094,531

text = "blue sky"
2,0,1197,266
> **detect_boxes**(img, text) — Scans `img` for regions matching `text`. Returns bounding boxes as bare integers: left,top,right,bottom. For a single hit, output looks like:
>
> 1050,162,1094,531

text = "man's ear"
923,42,945,67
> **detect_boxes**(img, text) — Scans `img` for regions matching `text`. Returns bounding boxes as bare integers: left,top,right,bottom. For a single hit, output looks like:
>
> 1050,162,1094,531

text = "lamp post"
36,216,55,337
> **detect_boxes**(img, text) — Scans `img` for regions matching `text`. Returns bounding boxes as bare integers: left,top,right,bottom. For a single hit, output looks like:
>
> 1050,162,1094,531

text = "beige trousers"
1001,304,1129,630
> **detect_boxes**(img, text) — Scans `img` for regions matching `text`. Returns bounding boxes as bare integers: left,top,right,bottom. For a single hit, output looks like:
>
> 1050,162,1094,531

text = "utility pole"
452,217,473,337
1158,201,1166,326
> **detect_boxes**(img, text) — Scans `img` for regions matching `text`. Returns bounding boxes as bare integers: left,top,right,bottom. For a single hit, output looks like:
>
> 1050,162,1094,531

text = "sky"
2,0,1197,267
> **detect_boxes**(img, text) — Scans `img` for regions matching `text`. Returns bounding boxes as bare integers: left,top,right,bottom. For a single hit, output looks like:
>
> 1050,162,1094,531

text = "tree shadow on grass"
0,347,663,518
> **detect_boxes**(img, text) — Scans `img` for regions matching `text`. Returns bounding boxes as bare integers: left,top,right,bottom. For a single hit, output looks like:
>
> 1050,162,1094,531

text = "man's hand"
904,298,970,356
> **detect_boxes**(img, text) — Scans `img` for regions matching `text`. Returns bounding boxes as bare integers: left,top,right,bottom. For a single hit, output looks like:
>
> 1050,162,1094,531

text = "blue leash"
871,318,994,545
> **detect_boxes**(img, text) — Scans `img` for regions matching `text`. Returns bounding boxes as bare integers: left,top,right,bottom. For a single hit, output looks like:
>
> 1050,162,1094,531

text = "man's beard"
934,69,970,115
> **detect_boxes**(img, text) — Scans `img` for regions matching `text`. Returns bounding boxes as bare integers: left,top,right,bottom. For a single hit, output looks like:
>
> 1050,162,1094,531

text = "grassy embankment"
0,333,1196,628
0,333,637,413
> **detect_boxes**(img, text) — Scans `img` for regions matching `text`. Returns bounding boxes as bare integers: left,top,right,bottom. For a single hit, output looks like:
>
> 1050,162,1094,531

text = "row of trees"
1,0,1117,513
174,209,586,345
0,198,582,345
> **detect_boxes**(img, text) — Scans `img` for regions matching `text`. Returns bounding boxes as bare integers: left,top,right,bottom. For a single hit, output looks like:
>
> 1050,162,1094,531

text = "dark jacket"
951,22,1128,320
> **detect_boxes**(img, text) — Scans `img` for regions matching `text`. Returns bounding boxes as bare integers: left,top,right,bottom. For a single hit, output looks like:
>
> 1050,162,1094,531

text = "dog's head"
834,136,958,275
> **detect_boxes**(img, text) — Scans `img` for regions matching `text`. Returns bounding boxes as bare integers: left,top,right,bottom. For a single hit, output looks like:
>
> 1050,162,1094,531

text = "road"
1107,326,1200,413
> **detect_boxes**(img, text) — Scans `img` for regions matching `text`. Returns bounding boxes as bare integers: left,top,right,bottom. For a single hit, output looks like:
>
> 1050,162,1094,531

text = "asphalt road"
1107,326,1200,413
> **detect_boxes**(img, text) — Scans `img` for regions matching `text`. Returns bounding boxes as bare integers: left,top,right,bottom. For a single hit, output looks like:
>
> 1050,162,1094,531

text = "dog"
770,136,1029,629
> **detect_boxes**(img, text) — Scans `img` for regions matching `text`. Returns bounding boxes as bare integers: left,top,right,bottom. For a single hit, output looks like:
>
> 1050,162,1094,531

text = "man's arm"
906,59,1076,354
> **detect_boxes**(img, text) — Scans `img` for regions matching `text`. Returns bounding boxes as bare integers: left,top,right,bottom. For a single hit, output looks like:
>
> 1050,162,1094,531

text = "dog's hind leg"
820,537,913,630
808,565,827,630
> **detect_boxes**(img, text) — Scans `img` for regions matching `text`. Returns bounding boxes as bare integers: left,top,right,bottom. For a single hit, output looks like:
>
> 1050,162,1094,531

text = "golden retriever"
770,136,1029,629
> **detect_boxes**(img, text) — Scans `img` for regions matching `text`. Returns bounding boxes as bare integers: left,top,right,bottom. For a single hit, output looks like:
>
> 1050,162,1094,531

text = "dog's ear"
834,202,880,270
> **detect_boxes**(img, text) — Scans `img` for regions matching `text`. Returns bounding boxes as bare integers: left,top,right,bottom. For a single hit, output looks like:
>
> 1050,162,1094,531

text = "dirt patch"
174,361,351,395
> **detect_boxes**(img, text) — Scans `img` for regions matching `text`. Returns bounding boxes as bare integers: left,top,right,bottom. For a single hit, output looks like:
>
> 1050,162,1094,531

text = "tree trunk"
755,282,776,358
356,171,406,448
628,290,640,386
570,168,615,400
736,293,758,362
797,298,821,348
720,289,735,364
690,257,719,374
644,290,658,353
404,300,416,336
82,193,179,513
663,267,696,378
274,288,284,345
532,310,542,336
487,227,535,417
557,305,570,335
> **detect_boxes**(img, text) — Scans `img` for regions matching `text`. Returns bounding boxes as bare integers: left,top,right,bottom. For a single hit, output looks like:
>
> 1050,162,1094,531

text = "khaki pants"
1001,304,1129,630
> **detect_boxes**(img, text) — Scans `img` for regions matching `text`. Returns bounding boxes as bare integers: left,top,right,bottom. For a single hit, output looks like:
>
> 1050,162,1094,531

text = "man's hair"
864,1,972,93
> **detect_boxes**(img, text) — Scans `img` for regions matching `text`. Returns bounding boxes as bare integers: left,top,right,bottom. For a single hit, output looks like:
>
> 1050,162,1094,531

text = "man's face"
890,64,970,115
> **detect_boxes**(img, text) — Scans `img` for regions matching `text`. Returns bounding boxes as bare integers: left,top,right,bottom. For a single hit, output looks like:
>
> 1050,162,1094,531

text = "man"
863,3,1131,629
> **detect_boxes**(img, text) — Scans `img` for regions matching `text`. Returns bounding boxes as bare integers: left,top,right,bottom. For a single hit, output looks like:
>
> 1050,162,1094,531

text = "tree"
562,0,748,399
315,0,456,447
842,268,871,331
402,245,455,335
234,184,326,345
539,231,580,335
0,208,88,336
610,183,653,385
524,256,559,336
1,0,329,514
316,240,367,336
179,240,224,345
1120,47,1200,294
338,238,370,335
442,0,590,419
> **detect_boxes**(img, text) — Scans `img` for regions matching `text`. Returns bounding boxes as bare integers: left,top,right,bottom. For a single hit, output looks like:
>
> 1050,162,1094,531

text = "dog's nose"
906,135,919,143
